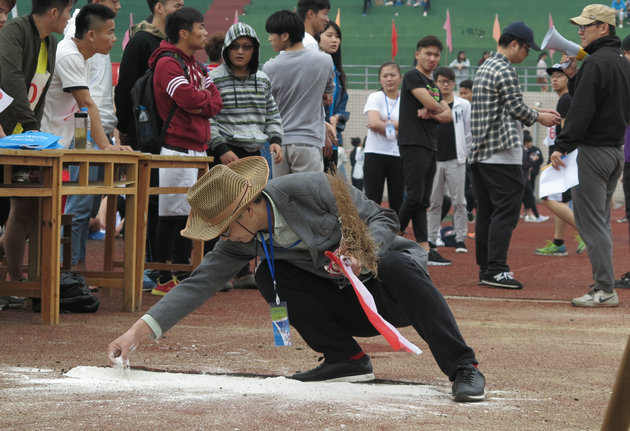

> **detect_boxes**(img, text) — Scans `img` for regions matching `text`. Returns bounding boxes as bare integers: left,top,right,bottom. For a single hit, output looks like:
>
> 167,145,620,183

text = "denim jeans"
63,138,106,265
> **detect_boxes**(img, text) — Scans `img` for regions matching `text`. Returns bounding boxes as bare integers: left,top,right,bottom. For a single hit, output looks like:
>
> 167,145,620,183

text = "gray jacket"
146,172,428,335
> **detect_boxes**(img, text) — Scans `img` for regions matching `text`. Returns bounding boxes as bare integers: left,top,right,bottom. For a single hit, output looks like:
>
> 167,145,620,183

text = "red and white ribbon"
325,251,422,355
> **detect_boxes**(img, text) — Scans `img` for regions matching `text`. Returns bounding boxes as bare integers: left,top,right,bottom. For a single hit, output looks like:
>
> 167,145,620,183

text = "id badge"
385,122,396,140
270,301,292,347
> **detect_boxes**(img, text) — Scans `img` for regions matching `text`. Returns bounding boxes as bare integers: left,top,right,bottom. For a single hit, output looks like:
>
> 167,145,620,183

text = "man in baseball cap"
551,4,630,307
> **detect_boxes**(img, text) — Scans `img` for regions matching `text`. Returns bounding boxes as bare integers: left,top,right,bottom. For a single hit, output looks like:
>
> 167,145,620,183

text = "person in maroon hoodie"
149,7,223,295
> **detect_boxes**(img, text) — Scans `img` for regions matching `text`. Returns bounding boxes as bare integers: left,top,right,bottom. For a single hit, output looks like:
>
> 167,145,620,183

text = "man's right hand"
107,319,153,366
537,112,561,127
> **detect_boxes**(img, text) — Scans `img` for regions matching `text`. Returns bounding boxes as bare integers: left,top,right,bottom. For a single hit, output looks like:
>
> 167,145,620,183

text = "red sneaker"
151,277,179,296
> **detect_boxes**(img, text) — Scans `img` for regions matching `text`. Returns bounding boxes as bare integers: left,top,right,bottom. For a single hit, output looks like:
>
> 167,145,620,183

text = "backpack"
130,52,189,154
32,270,100,313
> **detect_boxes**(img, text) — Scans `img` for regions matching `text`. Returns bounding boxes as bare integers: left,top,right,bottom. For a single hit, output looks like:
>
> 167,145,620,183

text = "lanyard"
259,200,278,304
383,91,399,121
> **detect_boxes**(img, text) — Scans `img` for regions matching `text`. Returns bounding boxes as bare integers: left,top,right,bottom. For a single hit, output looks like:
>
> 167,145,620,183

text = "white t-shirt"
63,9,117,134
302,32,319,52
41,38,88,148
363,90,400,156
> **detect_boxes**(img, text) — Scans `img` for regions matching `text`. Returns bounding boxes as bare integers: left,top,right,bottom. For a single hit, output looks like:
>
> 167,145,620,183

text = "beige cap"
570,4,617,27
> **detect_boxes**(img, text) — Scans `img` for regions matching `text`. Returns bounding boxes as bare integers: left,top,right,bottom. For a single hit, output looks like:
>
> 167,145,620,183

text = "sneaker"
618,217,629,223
423,10,428,16
535,240,568,256
88,230,105,240
575,234,586,254
523,214,537,222
480,272,523,289
151,276,179,296
571,289,619,307
291,354,375,383
428,249,452,266
232,273,257,289
0,296,26,309
536,215,549,222
614,272,630,289
452,364,486,402
219,281,233,292
435,237,446,247
142,269,157,292
455,241,468,253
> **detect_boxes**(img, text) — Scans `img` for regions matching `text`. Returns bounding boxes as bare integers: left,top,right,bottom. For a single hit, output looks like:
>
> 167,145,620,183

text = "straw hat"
180,156,269,241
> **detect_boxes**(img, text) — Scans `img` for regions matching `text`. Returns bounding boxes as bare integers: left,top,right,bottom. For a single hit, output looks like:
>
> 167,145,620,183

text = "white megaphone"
541,26,587,68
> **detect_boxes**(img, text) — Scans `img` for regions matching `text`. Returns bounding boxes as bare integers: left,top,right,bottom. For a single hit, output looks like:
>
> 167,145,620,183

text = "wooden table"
0,149,140,324
134,154,213,305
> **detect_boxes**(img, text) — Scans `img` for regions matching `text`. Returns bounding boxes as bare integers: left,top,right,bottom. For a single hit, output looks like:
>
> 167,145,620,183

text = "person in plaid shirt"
469,22,560,290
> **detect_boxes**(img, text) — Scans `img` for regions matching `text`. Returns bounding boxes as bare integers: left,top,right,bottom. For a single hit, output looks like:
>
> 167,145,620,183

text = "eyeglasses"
219,215,257,239
228,43,254,51
436,79,453,85
578,22,599,32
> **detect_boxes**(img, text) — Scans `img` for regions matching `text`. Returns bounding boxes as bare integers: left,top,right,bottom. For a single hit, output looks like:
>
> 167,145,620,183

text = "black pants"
471,163,524,275
623,162,630,222
521,174,539,217
363,153,405,216
255,251,477,380
398,146,437,242
465,163,476,214
156,215,191,281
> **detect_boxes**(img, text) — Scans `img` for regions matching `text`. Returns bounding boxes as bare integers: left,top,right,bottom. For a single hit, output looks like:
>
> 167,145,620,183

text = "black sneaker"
428,249,451,266
455,241,468,253
614,272,630,289
480,271,523,289
452,364,486,402
291,354,375,383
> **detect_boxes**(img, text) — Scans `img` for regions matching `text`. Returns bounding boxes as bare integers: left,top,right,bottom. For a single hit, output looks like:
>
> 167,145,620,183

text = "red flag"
391,19,398,61
548,13,555,58
122,12,133,51
233,9,239,24
492,14,501,43
335,8,340,26
442,9,453,53
325,252,421,355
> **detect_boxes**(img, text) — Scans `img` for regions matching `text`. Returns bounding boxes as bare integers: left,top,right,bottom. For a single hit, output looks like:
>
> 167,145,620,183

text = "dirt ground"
1,208,629,431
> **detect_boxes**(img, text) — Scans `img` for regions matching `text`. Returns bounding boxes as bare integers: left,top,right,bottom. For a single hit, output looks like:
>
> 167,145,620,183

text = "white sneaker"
423,10,428,16
523,214,537,222
536,215,549,222
571,289,619,307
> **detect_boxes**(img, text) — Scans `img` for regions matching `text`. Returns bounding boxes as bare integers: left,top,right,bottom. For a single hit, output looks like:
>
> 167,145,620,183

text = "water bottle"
137,105,152,143
74,107,88,149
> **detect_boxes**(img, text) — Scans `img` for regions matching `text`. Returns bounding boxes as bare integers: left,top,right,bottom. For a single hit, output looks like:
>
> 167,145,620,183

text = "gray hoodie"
209,23,283,155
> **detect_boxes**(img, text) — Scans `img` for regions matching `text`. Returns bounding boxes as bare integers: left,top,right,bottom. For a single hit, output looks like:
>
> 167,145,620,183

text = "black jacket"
114,24,164,135
555,36,630,153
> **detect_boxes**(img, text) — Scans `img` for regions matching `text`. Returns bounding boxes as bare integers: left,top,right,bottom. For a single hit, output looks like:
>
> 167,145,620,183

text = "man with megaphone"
550,4,630,308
